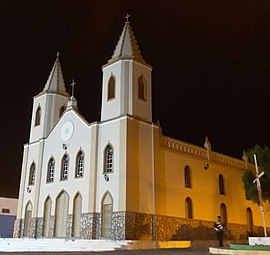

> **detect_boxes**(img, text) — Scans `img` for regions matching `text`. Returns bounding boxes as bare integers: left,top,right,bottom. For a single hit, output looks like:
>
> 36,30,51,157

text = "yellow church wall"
124,120,269,240
155,135,270,229
126,118,156,214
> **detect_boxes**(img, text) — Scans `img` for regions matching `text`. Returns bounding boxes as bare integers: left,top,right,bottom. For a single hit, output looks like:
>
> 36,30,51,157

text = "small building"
0,197,17,238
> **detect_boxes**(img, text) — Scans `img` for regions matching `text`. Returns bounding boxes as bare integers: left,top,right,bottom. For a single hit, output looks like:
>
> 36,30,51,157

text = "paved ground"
0,248,210,255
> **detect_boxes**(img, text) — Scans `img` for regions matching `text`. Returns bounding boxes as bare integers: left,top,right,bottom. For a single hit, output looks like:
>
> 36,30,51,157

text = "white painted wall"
101,60,152,122
37,110,93,217
30,93,68,143
96,117,127,212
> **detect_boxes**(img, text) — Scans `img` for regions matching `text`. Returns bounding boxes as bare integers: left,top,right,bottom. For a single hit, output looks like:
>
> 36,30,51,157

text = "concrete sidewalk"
0,248,210,255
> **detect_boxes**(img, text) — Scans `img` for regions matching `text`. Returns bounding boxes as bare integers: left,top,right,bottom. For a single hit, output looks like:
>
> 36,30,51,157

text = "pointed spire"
204,136,211,160
204,136,211,149
42,52,68,95
242,150,248,160
108,15,146,64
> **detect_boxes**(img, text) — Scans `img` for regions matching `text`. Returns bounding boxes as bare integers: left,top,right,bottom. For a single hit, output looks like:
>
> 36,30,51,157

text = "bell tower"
29,53,69,143
101,17,153,122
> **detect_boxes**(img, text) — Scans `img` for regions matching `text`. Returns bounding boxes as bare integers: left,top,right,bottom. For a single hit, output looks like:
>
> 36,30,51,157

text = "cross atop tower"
70,79,76,98
125,13,130,22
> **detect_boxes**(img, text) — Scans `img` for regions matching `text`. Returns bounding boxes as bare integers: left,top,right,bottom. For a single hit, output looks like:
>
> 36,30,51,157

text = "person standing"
213,216,224,247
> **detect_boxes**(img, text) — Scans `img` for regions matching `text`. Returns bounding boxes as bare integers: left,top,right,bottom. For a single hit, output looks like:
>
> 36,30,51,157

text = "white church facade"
14,20,269,241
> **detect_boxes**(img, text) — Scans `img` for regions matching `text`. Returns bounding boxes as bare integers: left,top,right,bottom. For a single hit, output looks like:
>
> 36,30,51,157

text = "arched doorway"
43,196,52,237
101,192,113,238
185,197,193,219
72,193,82,238
220,203,227,224
54,190,69,238
23,201,32,237
220,203,227,237
246,208,253,235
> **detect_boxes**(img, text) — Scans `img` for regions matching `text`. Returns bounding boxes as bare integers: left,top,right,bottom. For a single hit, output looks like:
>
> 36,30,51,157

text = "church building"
14,20,269,241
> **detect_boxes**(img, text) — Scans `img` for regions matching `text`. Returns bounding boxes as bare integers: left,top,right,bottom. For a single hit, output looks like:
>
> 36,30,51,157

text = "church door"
23,201,32,237
54,191,69,238
101,192,113,238
72,193,82,238
43,197,52,237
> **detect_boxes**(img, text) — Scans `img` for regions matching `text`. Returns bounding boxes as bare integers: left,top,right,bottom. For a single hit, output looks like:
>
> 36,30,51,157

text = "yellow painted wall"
126,118,156,214
155,136,270,228
126,118,269,229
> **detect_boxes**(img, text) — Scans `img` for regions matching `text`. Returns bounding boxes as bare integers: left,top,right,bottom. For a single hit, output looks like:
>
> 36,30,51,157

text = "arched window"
61,154,69,180
138,75,146,100
219,174,225,195
35,106,41,126
108,76,115,100
246,208,253,235
28,163,36,185
185,197,193,219
75,150,84,178
220,203,227,225
47,157,55,183
184,165,191,188
59,105,65,117
104,144,113,173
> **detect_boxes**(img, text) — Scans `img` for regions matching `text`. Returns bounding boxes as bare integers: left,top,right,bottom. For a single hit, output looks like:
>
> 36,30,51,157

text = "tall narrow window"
138,75,146,100
246,208,253,235
47,157,55,183
75,151,84,178
184,165,191,188
35,106,41,126
104,144,113,173
28,163,36,185
59,105,65,117
61,154,69,180
108,76,115,100
185,197,193,219
219,174,225,195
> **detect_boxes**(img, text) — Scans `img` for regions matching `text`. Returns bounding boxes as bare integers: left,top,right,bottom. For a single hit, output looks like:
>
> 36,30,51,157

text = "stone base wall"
14,213,101,239
111,211,126,240
13,211,270,241
13,219,22,238
81,213,101,239
124,212,270,241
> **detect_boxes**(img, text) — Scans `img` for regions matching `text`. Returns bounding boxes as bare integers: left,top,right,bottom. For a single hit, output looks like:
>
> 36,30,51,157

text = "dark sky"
1,0,270,197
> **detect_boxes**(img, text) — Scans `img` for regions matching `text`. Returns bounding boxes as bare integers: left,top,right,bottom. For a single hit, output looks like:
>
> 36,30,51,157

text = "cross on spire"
56,51,60,58
125,13,130,22
70,79,76,98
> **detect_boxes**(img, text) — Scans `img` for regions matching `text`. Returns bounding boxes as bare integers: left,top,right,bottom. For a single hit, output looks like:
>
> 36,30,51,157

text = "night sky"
1,0,270,197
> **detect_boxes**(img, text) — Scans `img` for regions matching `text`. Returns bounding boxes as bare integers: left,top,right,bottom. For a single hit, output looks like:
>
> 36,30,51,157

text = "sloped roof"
108,21,146,64
42,53,69,96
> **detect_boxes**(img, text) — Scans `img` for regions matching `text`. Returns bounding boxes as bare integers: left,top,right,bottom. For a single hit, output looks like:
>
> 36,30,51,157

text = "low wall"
125,212,269,241
13,211,269,241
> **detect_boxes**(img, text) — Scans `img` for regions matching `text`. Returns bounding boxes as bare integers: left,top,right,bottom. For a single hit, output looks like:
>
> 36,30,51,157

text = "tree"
242,145,270,204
